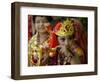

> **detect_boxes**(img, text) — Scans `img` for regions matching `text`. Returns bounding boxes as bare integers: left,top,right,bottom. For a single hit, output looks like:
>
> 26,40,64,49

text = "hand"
57,45,67,55
44,23,51,27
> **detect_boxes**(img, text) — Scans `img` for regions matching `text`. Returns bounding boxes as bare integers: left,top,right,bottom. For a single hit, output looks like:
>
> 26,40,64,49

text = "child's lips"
38,27,46,31
38,26,47,30
39,27,44,29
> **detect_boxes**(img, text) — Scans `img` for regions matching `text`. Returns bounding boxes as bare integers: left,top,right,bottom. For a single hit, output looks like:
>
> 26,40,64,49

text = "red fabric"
53,22,62,33
47,22,62,48
48,32,58,48
28,15,33,41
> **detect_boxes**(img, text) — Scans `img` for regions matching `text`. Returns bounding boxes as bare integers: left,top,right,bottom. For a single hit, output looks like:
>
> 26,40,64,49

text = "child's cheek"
59,40,65,45
65,40,68,45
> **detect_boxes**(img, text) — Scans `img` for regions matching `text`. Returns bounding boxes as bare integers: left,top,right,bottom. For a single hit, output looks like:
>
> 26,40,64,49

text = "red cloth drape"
28,15,33,41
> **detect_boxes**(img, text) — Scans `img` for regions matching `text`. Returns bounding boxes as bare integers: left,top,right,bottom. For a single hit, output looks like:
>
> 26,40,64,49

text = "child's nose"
40,22,44,26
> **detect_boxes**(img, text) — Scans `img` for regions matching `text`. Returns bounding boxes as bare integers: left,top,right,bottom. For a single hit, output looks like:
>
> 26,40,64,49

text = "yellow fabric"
28,33,49,66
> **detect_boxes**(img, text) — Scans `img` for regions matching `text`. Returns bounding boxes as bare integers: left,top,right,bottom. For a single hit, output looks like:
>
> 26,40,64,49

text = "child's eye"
36,20,48,24
60,37,65,41
43,20,48,23
36,20,40,23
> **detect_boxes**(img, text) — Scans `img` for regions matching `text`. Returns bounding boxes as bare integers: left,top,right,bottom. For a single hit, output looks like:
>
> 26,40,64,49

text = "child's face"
35,16,49,33
58,36,68,45
58,36,66,45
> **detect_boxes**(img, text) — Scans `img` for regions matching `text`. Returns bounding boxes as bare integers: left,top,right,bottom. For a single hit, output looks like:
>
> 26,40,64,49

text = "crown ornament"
55,18,74,37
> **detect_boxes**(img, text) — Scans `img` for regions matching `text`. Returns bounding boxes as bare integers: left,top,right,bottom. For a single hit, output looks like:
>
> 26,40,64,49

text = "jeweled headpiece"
55,18,74,37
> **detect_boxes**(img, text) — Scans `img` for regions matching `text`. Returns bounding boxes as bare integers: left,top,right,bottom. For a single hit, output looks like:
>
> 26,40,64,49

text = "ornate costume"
28,33,49,66
55,18,84,64
28,32,58,66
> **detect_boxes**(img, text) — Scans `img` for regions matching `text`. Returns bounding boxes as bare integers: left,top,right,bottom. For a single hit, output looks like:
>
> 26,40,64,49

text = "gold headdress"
55,18,74,37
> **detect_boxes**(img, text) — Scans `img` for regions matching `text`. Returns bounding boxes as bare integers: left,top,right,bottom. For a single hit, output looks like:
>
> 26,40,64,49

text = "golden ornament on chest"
49,48,57,57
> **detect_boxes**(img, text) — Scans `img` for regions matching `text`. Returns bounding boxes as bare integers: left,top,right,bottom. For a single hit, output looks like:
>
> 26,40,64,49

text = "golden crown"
56,18,74,37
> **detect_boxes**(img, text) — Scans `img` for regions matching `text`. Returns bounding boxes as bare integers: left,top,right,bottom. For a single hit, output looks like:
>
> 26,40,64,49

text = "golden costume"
28,33,49,66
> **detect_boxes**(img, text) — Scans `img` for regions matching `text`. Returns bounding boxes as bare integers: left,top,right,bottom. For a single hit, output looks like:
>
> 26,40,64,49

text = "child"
28,16,53,66
55,18,84,65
